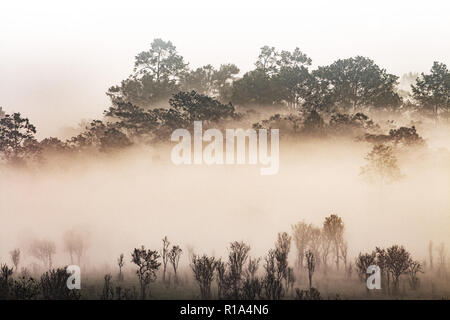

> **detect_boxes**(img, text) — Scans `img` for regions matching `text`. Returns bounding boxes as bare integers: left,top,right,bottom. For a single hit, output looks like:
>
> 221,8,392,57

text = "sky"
0,0,449,138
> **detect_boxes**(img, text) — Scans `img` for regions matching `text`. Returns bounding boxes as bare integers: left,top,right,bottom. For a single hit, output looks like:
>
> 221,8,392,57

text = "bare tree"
308,227,322,270
437,242,447,278
228,241,250,299
29,239,56,269
263,232,291,300
168,245,182,286
361,144,402,184
428,240,433,271
275,232,291,284
242,257,262,300
161,236,170,284
320,230,332,275
385,245,411,293
323,214,345,271
339,241,348,271
131,246,161,299
305,250,315,289
190,254,216,299
263,249,282,300
408,260,423,290
375,247,390,294
100,274,114,300
63,227,90,265
356,252,376,295
10,249,20,272
292,221,312,271
117,253,125,282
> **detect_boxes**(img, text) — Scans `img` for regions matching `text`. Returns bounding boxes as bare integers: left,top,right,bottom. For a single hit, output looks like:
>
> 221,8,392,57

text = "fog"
1,122,449,273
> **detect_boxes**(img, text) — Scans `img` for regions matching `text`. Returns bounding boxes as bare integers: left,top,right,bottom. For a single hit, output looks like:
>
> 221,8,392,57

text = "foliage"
412,62,449,117
131,246,161,299
190,254,216,299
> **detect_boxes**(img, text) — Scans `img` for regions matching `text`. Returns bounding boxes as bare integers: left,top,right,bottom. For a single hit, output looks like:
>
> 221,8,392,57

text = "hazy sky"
0,0,449,137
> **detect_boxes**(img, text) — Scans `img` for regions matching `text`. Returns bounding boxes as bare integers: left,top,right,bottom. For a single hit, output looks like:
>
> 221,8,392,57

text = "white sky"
0,0,449,138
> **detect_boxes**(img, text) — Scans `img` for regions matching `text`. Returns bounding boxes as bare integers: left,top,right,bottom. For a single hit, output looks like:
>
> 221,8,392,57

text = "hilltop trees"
412,61,450,117
181,64,239,101
0,113,38,163
232,46,312,107
312,56,402,111
108,39,188,107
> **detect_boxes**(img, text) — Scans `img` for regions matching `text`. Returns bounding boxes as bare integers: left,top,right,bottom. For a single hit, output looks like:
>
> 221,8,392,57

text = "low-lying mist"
1,125,449,274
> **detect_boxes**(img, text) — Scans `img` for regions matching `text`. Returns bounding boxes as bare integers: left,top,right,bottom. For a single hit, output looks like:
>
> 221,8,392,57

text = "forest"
0,38,449,300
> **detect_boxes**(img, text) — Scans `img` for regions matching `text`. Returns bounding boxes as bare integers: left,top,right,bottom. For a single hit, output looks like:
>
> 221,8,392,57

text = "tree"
168,245,182,286
313,56,402,111
241,257,262,300
190,254,216,299
10,249,20,272
63,227,90,265
292,221,312,271
40,268,80,300
355,252,376,295
275,232,291,285
436,242,447,278
100,274,114,300
133,38,187,81
262,249,283,300
228,241,250,299
0,264,14,299
117,253,125,282
428,241,433,271
231,69,281,106
255,46,279,76
305,250,315,289
29,239,56,270
181,64,239,101
131,246,161,299
385,245,411,293
408,260,423,290
160,236,171,285
412,61,449,117
323,214,345,271
302,110,326,135
107,38,188,108
361,144,402,184
0,112,38,163
169,90,237,123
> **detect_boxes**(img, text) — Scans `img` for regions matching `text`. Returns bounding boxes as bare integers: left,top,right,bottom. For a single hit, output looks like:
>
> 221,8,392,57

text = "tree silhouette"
412,61,449,117
168,245,182,286
10,249,20,272
131,246,161,299
190,254,216,299
323,214,345,271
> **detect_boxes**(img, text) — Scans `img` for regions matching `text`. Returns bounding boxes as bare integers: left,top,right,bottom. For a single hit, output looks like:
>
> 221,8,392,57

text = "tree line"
2,214,444,300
